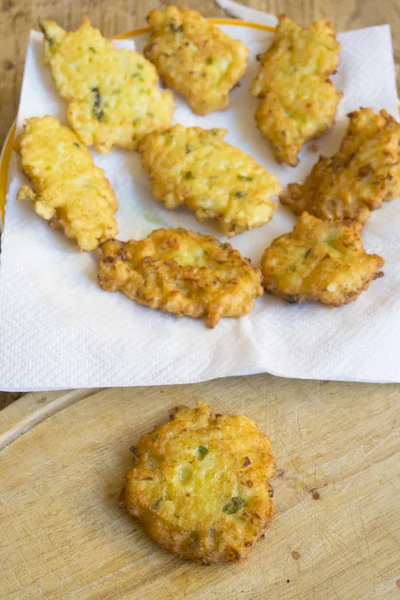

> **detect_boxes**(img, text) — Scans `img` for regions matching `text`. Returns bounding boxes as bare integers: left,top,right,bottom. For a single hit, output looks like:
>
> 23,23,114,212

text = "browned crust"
251,14,342,166
281,108,400,222
261,212,385,306
123,403,275,564
264,269,384,307
98,229,263,328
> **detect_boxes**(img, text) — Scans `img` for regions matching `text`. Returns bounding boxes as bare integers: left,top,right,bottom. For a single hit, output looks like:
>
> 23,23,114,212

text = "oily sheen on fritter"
261,212,384,306
40,17,174,153
16,116,118,251
139,125,281,237
98,229,263,328
123,403,275,564
251,15,342,166
281,108,400,223
144,6,249,115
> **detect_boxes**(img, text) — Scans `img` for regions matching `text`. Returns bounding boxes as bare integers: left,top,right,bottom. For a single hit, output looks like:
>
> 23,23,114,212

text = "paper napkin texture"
0,25,399,391
215,0,279,27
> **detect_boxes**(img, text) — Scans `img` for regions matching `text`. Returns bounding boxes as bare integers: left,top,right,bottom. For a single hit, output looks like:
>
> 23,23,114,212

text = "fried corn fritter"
16,116,118,251
281,109,400,223
251,15,342,166
139,125,281,237
40,17,174,153
261,212,384,306
144,6,249,115
98,229,263,328
123,403,275,564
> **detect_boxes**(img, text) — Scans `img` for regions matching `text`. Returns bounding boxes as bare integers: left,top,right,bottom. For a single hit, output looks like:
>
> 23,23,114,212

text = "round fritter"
251,15,341,166
280,108,400,223
123,403,275,564
16,116,118,251
139,125,281,237
40,17,174,153
261,212,384,306
98,229,263,328
144,6,249,115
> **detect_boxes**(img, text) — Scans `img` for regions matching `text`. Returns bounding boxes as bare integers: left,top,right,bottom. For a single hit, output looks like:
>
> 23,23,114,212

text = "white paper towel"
215,0,279,27
0,24,399,391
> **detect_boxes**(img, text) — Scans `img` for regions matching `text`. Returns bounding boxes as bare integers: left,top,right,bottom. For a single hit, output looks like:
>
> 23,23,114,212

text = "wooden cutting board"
0,375,399,600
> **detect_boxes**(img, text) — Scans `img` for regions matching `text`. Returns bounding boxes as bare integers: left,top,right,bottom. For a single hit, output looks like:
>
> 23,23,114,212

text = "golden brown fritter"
16,116,118,251
281,108,400,223
144,6,249,115
98,228,263,328
123,403,275,564
261,212,384,306
40,17,174,153
251,15,342,166
139,125,281,237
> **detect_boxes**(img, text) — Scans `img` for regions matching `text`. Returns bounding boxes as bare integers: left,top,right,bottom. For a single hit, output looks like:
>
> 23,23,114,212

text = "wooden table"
1,1,400,599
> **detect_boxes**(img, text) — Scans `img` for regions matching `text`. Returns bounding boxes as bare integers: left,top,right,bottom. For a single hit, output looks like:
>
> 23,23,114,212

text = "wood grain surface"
1,1,400,598
1,377,400,599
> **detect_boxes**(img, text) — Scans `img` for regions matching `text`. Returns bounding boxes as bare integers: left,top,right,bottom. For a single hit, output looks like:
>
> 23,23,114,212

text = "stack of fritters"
14,5,400,567
16,8,394,324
